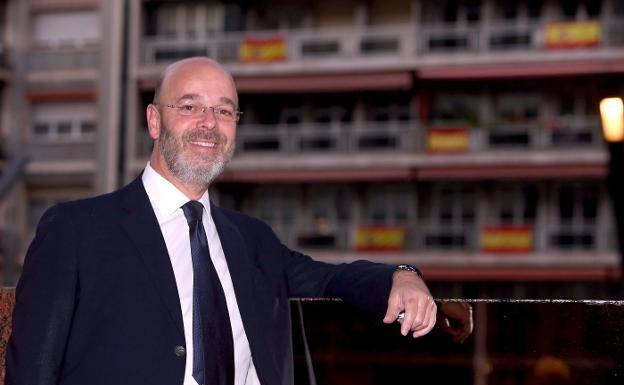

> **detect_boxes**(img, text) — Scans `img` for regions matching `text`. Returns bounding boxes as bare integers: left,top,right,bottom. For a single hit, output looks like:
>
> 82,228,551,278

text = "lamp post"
600,97,624,277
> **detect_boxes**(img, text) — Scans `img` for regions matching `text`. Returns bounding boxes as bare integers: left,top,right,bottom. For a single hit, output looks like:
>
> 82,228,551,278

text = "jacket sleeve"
252,221,396,317
6,204,79,385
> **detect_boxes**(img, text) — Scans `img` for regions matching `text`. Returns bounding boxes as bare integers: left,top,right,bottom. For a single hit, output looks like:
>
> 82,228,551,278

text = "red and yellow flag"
427,127,470,153
240,36,287,63
354,226,405,251
482,226,533,253
544,21,601,49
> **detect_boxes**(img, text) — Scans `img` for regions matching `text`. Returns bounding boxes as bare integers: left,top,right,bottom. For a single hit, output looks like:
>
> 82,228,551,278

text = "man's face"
149,60,238,188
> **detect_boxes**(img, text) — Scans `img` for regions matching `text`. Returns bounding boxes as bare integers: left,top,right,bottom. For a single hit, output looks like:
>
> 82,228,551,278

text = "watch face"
396,265,422,278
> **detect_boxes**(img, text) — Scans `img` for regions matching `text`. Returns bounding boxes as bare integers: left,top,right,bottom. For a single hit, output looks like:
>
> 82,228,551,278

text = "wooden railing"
0,288,15,385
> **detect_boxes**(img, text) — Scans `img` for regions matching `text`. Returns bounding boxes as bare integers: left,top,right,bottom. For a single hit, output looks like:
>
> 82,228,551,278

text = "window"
561,0,602,19
550,183,599,249
297,186,353,249
365,185,414,225
252,186,299,246
32,11,99,48
147,2,224,38
420,185,477,250
527,0,544,19
496,94,540,123
489,184,537,226
31,102,97,141
364,93,412,122
441,0,481,23
431,94,480,126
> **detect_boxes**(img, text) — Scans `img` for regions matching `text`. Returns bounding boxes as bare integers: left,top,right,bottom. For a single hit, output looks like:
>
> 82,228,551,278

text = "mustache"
182,129,227,144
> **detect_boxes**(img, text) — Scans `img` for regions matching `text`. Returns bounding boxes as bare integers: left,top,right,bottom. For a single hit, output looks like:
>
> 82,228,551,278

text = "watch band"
395,264,424,279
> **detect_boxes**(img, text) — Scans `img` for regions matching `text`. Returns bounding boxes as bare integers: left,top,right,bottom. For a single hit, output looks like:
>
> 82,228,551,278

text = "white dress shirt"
142,163,261,385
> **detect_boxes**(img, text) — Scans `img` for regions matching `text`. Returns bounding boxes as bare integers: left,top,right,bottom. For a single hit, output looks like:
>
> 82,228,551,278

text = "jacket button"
174,345,186,357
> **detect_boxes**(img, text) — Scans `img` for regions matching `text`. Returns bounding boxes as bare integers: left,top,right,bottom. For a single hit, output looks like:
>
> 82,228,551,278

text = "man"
7,57,436,385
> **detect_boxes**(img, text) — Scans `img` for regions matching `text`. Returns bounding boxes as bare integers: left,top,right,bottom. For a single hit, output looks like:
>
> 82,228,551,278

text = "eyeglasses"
161,103,243,122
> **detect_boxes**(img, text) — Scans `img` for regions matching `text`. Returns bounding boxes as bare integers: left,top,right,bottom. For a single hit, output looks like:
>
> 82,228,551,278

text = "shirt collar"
142,162,211,218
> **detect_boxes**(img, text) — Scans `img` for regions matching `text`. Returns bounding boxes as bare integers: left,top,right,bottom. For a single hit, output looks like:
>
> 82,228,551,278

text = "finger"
400,299,418,336
401,296,429,336
409,296,434,333
383,293,403,324
412,300,437,338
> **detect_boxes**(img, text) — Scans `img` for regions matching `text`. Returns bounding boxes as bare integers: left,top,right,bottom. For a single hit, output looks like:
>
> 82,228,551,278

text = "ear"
146,104,161,140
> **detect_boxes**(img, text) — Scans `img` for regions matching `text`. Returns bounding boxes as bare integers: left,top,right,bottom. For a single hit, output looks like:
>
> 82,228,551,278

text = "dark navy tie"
181,200,234,385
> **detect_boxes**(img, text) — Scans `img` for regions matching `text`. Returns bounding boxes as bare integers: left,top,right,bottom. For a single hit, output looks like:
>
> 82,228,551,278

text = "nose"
197,106,217,129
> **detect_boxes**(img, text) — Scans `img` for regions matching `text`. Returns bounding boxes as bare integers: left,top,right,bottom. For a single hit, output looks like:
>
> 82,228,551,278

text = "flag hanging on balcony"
544,21,601,49
426,127,470,153
481,226,533,253
240,36,287,63
354,226,405,251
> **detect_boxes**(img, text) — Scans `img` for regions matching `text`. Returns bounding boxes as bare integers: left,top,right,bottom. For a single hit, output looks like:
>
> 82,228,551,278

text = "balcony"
131,117,604,173
237,121,421,154
270,220,615,257
26,45,99,72
27,139,96,162
292,298,624,385
140,17,624,68
233,118,602,155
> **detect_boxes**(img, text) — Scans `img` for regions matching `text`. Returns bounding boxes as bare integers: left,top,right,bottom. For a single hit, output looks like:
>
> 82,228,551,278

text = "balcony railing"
141,18,624,66
27,140,96,162
292,298,624,385
27,46,99,72
235,119,602,155
237,121,422,154
134,116,602,160
264,219,614,255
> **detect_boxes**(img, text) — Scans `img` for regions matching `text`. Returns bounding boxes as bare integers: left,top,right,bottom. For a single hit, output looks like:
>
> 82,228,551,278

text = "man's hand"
436,301,473,343
383,270,436,338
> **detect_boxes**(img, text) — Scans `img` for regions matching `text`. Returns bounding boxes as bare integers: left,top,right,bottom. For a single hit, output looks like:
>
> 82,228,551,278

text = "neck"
149,155,207,201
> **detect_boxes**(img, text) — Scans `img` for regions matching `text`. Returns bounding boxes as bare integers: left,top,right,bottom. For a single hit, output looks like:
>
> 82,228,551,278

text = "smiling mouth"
190,141,217,148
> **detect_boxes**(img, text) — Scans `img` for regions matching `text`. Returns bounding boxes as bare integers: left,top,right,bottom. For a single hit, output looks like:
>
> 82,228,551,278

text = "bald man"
7,57,436,385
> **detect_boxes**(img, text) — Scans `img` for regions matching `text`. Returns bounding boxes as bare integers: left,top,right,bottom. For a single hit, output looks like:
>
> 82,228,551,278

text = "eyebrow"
177,94,201,102
219,97,236,107
176,94,237,107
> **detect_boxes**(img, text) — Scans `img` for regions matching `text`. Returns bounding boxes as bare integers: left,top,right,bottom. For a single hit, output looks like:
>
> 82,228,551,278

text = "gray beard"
159,126,235,189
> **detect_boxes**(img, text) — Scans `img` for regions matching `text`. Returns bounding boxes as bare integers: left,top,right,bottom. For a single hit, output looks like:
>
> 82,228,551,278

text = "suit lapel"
210,204,257,336
118,177,185,336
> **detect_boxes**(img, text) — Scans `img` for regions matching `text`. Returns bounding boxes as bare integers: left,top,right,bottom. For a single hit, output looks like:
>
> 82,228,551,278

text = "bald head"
153,57,238,106
146,57,239,199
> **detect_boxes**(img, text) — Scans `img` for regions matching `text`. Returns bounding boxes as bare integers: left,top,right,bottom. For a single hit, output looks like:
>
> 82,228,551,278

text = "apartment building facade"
1,0,623,295
126,0,624,297
0,0,123,284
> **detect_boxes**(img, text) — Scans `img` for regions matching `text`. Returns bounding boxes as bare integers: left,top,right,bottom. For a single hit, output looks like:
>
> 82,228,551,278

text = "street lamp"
600,97,624,278
601,98,624,142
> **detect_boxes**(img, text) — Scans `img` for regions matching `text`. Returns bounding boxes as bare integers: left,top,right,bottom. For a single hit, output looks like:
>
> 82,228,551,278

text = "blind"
32,11,100,47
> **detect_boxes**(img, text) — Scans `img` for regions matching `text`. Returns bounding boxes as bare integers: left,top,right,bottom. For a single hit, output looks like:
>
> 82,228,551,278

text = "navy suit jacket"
7,177,396,385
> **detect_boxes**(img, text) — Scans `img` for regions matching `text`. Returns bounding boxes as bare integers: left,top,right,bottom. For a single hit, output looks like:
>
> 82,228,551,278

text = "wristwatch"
395,264,424,279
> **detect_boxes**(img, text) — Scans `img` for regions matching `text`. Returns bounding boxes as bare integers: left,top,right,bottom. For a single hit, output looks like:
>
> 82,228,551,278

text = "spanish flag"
240,36,287,63
544,21,601,49
482,226,533,253
354,226,406,252
427,127,470,153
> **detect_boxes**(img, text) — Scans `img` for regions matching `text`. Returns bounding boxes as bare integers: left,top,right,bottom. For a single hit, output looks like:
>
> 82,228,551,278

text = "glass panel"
585,0,603,17
562,0,579,19
292,299,624,385
57,122,72,136
33,123,49,136
527,0,544,19
80,121,96,135
465,0,481,22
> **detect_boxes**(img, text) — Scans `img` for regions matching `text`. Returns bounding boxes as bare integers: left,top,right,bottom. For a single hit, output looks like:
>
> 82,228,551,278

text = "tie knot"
182,200,204,225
